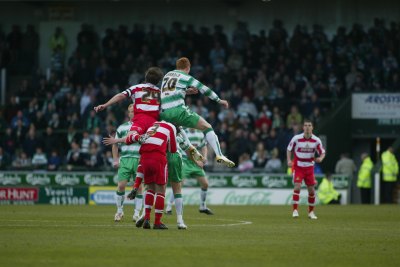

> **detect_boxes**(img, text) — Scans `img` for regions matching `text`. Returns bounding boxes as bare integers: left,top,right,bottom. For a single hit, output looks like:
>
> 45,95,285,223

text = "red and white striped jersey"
287,133,325,168
139,121,177,156
122,83,160,120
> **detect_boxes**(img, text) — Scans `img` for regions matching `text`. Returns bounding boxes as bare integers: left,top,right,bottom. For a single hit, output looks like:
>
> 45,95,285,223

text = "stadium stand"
0,18,399,172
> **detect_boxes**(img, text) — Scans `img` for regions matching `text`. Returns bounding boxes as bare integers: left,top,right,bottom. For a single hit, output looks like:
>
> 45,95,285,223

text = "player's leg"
114,159,131,222
133,183,144,221
305,168,318,219
153,159,168,229
141,158,156,229
292,167,302,218
171,181,186,229
194,117,235,168
307,185,317,219
165,189,174,214
154,183,168,229
126,157,142,221
167,152,186,229
292,183,301,218
115,180,127,222
198,176,213,215
143,183,155,229
162,106,234,167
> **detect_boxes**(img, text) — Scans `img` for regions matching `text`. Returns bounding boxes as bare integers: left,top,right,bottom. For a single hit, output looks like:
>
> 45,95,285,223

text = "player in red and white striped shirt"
287,119,326,219
94,67,164,138
103,121,177,229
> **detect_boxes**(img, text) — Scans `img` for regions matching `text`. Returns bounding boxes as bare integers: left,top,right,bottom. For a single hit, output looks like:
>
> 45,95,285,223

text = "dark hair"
303,119,313,125
145,67,164,85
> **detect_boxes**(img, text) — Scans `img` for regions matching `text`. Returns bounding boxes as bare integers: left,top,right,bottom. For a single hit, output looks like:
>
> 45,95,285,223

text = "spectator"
66,141,85,170
32,147,48,169
85,142,104,169
2,128,16,156
264,148,282,173
238,153,254,172
0,146,11,170
12,151,31,169
80,131,92,156
43,127,59,156
11,110,29,129
335,153,357,178
251,142,269,169
48,150,62,171
286,105,303,128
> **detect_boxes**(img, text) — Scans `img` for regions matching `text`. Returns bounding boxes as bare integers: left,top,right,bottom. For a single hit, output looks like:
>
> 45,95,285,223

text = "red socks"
144,190,155,220
308,193,315,212
154,193,165,225
293,189,300,210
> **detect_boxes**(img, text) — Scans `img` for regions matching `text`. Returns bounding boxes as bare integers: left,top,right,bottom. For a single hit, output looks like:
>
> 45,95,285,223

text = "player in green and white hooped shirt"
159,57,235,168
168,127,205,229
113,105,144,222
166,128,213,215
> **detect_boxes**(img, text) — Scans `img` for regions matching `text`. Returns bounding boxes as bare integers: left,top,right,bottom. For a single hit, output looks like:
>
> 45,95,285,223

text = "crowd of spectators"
1,18,399,172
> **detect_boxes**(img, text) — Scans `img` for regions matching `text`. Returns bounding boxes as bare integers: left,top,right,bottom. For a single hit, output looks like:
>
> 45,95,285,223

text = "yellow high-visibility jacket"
382,151,399,182
318,178,340,204
357,157,373,188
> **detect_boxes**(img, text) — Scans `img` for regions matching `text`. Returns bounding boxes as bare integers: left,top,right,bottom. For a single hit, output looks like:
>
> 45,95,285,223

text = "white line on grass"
0,218,253,228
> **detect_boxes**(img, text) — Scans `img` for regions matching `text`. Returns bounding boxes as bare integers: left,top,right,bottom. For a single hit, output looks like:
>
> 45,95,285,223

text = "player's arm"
287,137,296,167
111,144,119,168
94,93,125,112
286,150,293,167
315,139,326,163
188,77,229,108
315,153,326,163
103,134,127,146
111,130,120,168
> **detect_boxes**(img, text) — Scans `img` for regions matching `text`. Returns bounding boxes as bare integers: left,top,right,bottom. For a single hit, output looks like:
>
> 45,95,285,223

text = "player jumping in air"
159,57,235,168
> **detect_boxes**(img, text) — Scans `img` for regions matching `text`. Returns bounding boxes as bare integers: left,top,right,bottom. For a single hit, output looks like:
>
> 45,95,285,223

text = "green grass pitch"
0,205,399,267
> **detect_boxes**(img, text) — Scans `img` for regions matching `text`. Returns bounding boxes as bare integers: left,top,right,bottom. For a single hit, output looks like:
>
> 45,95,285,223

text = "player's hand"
113,160,119,168
94,104,106,113
188,146,205,162
138,133,150,144
287,160,293,167
103,134,117,146
219,99,229,109
186,87,199,95
315,157,323,163
194,159,205,168
126,188,138,200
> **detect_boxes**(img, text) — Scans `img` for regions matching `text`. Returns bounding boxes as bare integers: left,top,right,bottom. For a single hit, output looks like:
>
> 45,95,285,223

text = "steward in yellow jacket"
318,173,341,204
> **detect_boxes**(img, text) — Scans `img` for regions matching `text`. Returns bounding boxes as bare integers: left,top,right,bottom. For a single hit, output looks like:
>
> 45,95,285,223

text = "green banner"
0,172,349,189
38,186,88,205
0,172,118,186
178,174,350,189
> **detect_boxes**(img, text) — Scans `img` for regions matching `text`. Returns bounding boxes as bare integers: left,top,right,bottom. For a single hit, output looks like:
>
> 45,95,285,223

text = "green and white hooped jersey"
179,128,207,160
160,70,220,110
115,122,140,159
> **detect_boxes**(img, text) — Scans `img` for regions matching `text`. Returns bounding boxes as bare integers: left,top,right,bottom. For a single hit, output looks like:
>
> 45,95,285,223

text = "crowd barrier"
0,171,349,205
